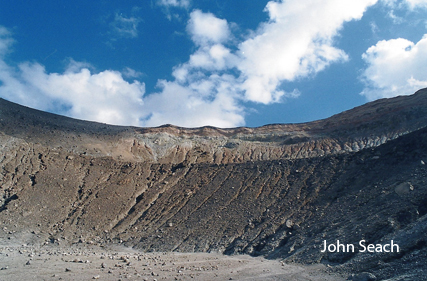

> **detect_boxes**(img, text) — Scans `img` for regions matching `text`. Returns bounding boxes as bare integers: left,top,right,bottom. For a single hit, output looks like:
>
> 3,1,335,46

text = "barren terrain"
1,89,427,280
0,242,344,281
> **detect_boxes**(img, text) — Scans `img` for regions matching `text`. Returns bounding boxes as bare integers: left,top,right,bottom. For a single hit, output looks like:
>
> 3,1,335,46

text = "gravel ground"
0,243,344,281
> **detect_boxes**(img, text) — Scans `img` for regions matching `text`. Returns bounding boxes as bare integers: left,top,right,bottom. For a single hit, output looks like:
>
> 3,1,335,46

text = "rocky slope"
1,88,427,280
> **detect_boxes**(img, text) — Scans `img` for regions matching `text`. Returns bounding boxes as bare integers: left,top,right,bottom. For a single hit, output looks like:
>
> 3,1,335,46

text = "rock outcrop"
1,88,427,279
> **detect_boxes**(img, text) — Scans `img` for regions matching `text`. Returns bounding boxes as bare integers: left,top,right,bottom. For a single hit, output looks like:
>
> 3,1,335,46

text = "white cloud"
404,0,427,8
360,35,427,100
0,26,13,56
0,0,387,128
381,0,427,22
157,0,190,8
370,21,379,34
157,0,190,20
122,67,144,79
175,1,379,107
237,0,377,104
134,10,245,127
110,13,141,39
0,56,145,126
382,0,427,8
138,10,244,127
188,44,237,71
0,23,244,128
140,76,244,128
187,10,230,46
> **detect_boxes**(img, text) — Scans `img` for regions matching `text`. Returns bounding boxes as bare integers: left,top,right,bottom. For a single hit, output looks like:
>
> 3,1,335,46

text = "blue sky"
0,0,426,128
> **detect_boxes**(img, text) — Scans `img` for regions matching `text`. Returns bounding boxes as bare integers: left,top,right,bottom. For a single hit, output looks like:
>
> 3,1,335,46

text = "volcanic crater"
1,89,427,280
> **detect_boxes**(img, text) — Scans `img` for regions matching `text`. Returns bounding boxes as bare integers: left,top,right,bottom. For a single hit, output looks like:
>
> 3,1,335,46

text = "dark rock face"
1,89,427,279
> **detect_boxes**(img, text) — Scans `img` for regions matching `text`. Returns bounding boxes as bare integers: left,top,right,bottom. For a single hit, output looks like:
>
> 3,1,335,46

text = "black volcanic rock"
0,88,427,280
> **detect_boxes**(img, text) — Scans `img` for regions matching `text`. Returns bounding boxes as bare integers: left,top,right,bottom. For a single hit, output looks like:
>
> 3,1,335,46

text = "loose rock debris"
0,244,343,280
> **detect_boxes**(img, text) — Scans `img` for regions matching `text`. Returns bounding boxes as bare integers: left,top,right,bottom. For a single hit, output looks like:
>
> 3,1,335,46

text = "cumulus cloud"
0,20,244,128
178,10,238,73
0,1,385,128
140,76,244,128
166,1,379,110
0,59,145,126
237,0,377,104
360,0,427,100
187,10,230,46
139,0,380,126
360,35,427,100
136,10,244,127
188,44,233,70
0,28,144,126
